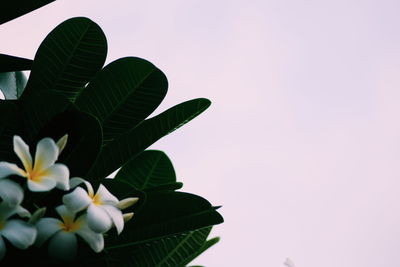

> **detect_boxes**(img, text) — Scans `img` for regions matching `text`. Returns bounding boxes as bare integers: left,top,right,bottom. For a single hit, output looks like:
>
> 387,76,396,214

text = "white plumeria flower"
0,135,70,192
0,202,36,261
36,205,103,261
0,179,24,207
63,178,124,234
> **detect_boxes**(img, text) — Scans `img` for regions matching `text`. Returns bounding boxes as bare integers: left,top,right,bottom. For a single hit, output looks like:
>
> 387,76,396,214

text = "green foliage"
0,54,32,72
0,71,27,99
0,101,20,162
87,98,211,181
0,0,56,24
25,17,107,102
75,57,168,144
36,110,103,178
19,88,72,142
106,190,222,246
103,227,217,267
115,150,178,191
182,236,220,265
1,10,223,266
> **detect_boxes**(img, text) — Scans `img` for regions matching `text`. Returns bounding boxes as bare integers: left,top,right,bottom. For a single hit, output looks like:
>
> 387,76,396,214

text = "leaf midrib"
105,208,218,250
39,21,92,94
140,152,162,190
99,67,157,126
90,99,210,179
154,230,204,267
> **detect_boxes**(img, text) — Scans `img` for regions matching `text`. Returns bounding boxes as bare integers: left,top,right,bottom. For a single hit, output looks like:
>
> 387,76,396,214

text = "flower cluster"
0,135,138,261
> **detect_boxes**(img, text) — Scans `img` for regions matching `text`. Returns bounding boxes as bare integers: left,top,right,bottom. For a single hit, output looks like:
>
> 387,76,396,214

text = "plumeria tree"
0,1,223,265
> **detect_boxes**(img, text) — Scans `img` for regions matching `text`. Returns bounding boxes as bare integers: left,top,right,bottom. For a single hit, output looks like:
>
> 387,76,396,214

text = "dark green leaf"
25,17,107,101
87,98,211,180
2,238,103,266
0,100,21,161
115,150,176,190
144,182,183,192
104,227,213,267
35,109,102,178
0,0,56,25
181,237,220,266
0,54,32,72
19,89,71,143
101,179,143,199
0,71,27,99
75,57,168,143
106,191,223,246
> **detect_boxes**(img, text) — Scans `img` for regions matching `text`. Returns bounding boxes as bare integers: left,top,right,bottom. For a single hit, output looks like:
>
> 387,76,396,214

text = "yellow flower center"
24,156,50,182
26,167,49,182
27,170,41,182
59,217,81,232
92,193,103,206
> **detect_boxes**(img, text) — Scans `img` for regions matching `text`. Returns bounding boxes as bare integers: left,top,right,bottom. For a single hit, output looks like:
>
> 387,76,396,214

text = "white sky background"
2,0,400,266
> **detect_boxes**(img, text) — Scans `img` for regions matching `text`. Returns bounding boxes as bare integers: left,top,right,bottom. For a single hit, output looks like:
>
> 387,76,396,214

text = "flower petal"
15,205,31,218
0,162,25,179
55,205,76,221
48,231,77,261
87,204,112,233
96,184,118,205
41,164,70,191
13,136,32,172
34,137,58,171
27,176,56,192
69,177,85,188
76,223,104,252
35,218,62,246
0,202,21,219
102,205,124,234
0,179,23,206
69,177,94,196
2,219,37,249
63,187,92,213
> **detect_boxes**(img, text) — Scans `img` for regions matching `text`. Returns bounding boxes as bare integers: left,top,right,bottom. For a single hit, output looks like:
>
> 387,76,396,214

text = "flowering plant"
0,2,223,266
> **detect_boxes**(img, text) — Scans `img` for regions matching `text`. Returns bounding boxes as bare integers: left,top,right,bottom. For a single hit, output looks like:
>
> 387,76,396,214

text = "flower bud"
117,197,139,210
29,207,46,224
56,134,68,155
123,212,134,222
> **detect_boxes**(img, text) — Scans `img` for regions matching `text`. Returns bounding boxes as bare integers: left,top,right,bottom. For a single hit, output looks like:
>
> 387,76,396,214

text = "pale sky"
2,1,400,266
